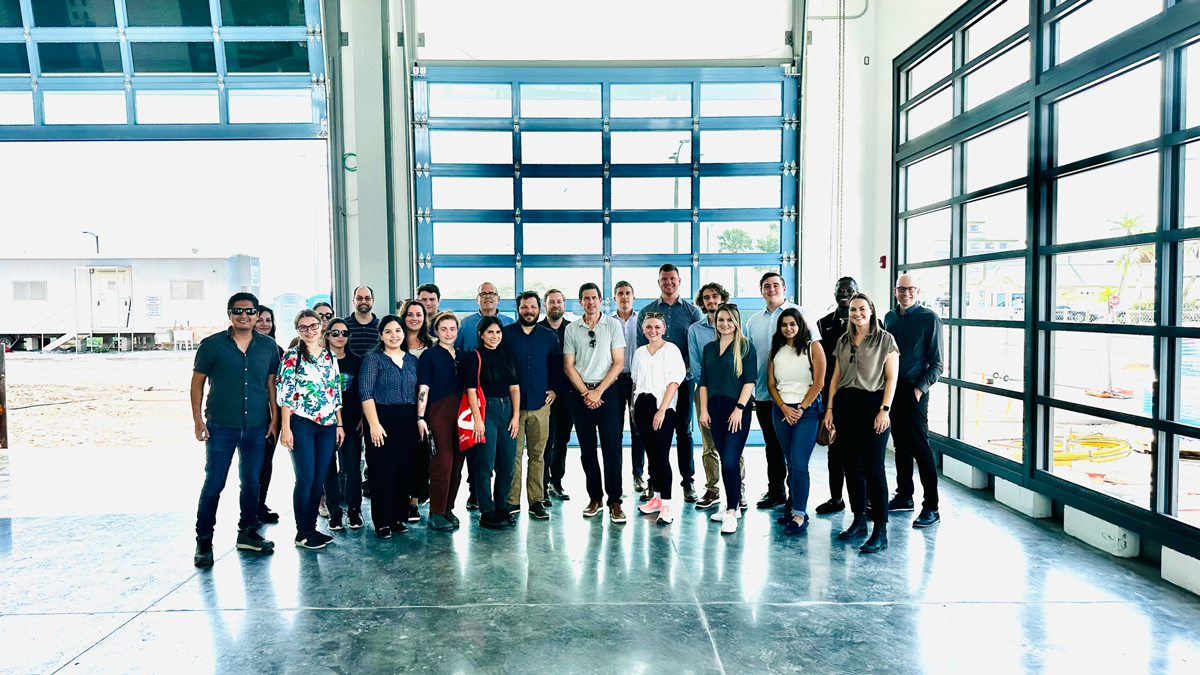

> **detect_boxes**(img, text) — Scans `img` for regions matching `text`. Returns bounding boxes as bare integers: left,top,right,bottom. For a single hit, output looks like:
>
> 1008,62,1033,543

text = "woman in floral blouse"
277,309,344,550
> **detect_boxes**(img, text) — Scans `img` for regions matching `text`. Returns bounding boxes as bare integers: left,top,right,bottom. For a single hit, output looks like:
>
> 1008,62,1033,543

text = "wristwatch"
735,402,746,410
417,416,426,422
880,405,891,412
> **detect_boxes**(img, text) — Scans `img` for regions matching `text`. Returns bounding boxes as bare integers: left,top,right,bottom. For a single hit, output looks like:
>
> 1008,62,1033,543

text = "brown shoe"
695,490,720,510
610,504,627,523
583,500,604,517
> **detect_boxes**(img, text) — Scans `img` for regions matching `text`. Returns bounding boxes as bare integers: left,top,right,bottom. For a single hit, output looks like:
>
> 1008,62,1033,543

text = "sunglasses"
327,330,349,338
643,312,665,320
317,312,334,320
229,307,259,316
850,343,857,364
297,323,321,333
588,329,596,349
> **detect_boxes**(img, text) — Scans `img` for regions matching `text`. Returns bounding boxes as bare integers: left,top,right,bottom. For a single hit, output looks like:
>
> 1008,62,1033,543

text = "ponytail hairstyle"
293,309,322,364
769,307,812,360
715,303,749,378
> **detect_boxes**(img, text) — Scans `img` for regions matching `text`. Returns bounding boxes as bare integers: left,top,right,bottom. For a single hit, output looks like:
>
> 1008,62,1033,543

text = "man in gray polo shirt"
563,282,627,523
191,292,281,567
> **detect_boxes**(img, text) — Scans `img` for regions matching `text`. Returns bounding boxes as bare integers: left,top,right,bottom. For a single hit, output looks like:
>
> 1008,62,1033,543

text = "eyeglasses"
327,330,349,338
588,329,597,349
479,292,499,299
895,286,918,295
229,307,258,316
297,323,321,333
317,312,334,320
354,296,372,302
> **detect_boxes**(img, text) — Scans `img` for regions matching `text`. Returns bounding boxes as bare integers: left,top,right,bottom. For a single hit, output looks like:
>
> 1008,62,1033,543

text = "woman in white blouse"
631,312,687,525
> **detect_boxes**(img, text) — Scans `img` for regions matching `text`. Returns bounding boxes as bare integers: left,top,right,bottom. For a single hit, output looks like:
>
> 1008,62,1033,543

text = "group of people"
190,265,944,566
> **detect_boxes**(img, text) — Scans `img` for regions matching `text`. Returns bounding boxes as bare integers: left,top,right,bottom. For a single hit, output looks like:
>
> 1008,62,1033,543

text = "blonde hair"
844,293,886,347
716,303,749,378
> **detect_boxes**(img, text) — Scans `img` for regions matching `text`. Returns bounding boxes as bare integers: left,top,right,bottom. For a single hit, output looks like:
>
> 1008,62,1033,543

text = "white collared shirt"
631,342,687,410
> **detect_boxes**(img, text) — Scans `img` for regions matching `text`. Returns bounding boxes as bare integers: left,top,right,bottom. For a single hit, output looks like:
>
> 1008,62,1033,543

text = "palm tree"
1095,213,1152,398
718,227,753,293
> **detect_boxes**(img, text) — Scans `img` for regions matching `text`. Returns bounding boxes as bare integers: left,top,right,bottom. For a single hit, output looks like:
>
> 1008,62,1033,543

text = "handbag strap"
475,349,484,395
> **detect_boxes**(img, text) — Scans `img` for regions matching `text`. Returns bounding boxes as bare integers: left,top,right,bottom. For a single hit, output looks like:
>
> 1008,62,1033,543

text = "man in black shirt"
884,273,945,528
344,285,380,357
814,277,857,516
191,293,281,567
539,288,574,502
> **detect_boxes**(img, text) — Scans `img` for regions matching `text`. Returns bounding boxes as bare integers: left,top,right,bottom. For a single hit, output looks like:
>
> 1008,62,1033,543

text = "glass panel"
966,0,1028,61
0,0,21,27
701,221,779,254
906,87,952,141
519,84,600,118
907,41,951,97
520,131,601,164
928,381,950,436
42,91,126,124
611,131,692,164
700,83,781,117
966,189,1027,253
227,89,311,123
431,177,513,210
1048,408,1152,509
1055,153,1158,245
0,42,30,74
130,42,217,74
433,222,514,255
904,265,950,318
700,176,781,209
523,178,602,210
428,131,512,164
1052,332,1153,417
1053,246,1156,325
428,83,511,118
701,265,780,298
1056,61,1160,166
612,267,692,301
1056,0,1162,64
125,0,211,26
135,91,219,124
1183,142,1200,230
1177,435,1200,528
1188,45,1200,129
700,130,781,163
613,177,690,210
1177,339,1200,427
610,84,691,117
1185,240,1200,326
961,391,1024,460
903,208,951,264
612,222,691,255
962,327,1024,392
31,0,117,27
224,42,309,74
965,40,1030,111
965,116,1028,193
904,150,952,210
0,91,33,124
964,258,1026,320
523,223,602,255
38,42,122,74
433,267,515,300
219,0,305,26
524,268,604,299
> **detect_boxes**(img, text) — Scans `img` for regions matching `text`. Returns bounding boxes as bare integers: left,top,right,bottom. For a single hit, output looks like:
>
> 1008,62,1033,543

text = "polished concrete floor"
1,443,1199,675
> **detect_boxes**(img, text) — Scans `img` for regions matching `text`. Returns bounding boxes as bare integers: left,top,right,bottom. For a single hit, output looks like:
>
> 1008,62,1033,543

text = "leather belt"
584,382,601,390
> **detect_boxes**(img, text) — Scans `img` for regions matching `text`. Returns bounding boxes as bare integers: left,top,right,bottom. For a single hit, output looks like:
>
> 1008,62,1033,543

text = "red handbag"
456,350,486,450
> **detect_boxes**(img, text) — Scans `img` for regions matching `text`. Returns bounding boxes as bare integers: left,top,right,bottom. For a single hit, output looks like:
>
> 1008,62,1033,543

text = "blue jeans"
772,396,823,519
707,395,752,507
196,424,268,538
470,397,517,514
290,416,337,538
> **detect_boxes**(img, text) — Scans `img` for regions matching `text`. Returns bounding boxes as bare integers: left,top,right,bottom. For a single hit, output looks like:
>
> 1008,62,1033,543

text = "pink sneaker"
639,496,662,514
657,504,674,524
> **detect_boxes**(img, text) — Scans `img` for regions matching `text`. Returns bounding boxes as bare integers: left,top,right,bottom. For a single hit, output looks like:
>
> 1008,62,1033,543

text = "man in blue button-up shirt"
636,264,703,502
456,281,514,352
502,291,562,520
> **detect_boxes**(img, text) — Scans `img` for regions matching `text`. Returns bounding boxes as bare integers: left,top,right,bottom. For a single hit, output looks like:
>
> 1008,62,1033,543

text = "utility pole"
0,347,7,450
82,231,99,255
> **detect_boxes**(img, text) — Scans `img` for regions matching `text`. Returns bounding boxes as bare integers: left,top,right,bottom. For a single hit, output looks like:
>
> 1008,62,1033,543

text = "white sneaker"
318,497,330,519
720,512,739,534
639,495,663,514
711,506,740,522
657,504,674,524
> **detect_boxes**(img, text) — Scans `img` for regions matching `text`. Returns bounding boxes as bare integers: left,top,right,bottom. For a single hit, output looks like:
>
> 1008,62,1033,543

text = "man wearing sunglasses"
456,281,514,352
884,273,944,529
190,293,281,567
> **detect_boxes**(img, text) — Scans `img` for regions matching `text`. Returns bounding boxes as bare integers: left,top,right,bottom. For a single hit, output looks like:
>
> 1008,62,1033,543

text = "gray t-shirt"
563,313,627,384
833,330,899,393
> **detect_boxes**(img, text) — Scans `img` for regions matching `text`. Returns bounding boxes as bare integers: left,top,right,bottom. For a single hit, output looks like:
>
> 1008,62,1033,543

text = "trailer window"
170,280,204,300
13,281,48,301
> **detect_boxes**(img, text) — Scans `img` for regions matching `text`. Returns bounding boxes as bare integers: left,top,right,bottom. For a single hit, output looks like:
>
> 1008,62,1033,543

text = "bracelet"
418,416,426,421
336,424,344,428
735,402,746,410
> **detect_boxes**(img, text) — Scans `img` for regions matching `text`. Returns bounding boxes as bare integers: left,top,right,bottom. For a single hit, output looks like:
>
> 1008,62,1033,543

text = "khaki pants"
509,405,551,506
699,396,745,496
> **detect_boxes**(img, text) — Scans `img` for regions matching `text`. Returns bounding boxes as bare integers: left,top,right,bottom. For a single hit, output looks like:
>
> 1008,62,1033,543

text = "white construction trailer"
0,255,259,351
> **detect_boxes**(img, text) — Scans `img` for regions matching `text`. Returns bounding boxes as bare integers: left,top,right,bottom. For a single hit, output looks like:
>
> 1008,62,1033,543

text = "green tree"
718,227,752,293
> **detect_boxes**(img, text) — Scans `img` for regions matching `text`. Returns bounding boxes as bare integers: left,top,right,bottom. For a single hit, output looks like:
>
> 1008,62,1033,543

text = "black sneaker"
815,498,845,515
294,533,327,550
408,504,421,523
347,509,364,530
445,510,461,528
887,496,915,512
541,497,552,508
393,522,410,534
530,502,551,520
376,526,392,539
554,484,569,501
466,494,479,510
194,536,214,567
913,508,941,528
329,511,345,531
546,484,560,498
757,492,786,509
683,484,698,503
257,505,280,524
480,511,512,530
309,531,334,546
506,503,521,514
236,529,275,552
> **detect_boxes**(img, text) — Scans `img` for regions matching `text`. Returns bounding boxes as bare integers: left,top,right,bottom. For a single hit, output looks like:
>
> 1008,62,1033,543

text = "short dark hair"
759,271,785,289
614,280,634,294
578,282,602,301
312,301,334,313
417,283,441,299
352,285,374,298
227,292,259,312
658,263,680,276
836,276,858,288
516,290,542,308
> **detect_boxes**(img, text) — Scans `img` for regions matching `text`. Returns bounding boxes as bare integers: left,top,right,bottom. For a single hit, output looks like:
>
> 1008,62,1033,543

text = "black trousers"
616,373,645,478
323,427,363,516
544,394,574,489
633,394,676,500
258,432,279,510
891,384,939,511
832,388,890,525
755,399,788,498
365,404,416,530
827,433,848,502
569,388,623,505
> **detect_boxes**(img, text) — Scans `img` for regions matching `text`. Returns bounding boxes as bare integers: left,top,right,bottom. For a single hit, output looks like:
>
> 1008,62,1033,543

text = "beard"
546,308,564,321
356,303,372,313
519,313,539,327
